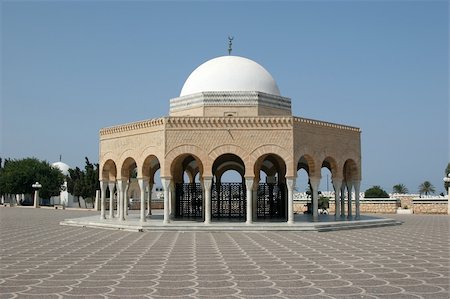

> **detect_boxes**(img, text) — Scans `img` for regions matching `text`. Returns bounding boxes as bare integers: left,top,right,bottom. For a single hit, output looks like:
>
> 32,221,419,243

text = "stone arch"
164,145,209,177
250,144,294,177
343,159,360,182
321,156,340,179
212,153,246,183
296,154,318,178
120,157,138,180
209,144,251,177
170,153,204,184
101,159,117,181
141,155,161,184
254,153,287,181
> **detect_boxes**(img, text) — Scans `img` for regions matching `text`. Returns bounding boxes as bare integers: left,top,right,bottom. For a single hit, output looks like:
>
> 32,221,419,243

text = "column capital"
309,176,321,188
203,177,213,189
244,177,255,189
160,177,172,190
286,177,296,190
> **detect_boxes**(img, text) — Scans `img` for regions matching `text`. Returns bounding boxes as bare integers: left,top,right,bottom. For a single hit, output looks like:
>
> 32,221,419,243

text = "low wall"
412,199,448,214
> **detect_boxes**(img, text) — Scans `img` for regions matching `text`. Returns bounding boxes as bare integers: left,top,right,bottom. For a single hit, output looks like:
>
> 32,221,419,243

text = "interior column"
286,177,296,224
161,178,171,224
245,177,254,224
309,177,320,222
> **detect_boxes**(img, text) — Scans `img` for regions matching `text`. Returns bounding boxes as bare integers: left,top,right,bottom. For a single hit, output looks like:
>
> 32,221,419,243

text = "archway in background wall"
254,154,287,221
171,154,204,220
212,154,246,221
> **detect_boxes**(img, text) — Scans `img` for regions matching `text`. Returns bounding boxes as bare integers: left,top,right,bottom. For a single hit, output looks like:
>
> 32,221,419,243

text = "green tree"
393,184,409,194
67,158,99,208
364,185,389,198
67,166,83,207
0,158,64,200
418,181,435,196
445,163,450,193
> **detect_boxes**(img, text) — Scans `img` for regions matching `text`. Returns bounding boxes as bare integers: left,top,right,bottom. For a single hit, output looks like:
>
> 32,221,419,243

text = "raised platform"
60,210,402,232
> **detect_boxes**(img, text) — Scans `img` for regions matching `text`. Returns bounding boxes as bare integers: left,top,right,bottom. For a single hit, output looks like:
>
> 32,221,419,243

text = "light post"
32,182,42,208
443,174,450,215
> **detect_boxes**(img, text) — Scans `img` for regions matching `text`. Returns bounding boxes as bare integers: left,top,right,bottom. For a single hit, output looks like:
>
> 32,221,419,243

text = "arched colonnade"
99,146,361,224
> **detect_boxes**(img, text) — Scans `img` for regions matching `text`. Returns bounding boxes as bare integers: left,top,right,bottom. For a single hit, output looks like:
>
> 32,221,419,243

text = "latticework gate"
212,183,246,220
257,183,286,219
175,183,203,219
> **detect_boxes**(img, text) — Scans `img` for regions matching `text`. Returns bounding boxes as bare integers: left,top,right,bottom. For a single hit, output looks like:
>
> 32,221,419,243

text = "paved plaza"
0,207,449,298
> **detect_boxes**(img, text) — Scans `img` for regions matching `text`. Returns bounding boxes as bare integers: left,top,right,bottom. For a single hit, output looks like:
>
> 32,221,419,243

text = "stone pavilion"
98,55,362,225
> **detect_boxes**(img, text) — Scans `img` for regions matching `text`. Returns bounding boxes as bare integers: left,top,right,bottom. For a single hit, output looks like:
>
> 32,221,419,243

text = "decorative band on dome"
170,91,291,112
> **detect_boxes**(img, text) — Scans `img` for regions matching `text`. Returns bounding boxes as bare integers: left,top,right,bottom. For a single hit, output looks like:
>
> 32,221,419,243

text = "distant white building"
51,161,76,207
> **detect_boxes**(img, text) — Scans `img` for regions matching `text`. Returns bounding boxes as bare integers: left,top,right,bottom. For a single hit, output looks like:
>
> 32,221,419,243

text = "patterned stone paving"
0,207,449,298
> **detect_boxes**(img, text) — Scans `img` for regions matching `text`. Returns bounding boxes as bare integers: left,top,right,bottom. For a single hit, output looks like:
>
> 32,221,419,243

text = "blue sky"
1,1,448,194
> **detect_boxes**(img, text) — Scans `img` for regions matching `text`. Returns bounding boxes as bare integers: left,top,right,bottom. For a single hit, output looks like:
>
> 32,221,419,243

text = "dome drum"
170,91,292,117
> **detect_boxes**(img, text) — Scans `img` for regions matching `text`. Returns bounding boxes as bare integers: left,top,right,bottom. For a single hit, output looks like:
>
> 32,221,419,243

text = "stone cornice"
165,116,293,128
293,117,361,132
100,118,165,136
99,115,360,136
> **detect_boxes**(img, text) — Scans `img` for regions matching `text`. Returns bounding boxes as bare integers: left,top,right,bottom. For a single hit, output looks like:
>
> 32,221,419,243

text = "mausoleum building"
98,55,362,225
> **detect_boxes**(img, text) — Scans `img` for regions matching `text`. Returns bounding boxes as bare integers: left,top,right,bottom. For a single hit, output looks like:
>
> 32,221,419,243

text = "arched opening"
296,155,315,215
212,154,246,221
101,160,117,214
142,155,161,215
121,157,137,211
171,154,204,220
254,154,287,221
320,157,337,215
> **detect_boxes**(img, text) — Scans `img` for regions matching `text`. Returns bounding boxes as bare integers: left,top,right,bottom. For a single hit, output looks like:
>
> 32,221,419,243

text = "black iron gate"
212,183,246,220
175,183,203,219
257,183,286,219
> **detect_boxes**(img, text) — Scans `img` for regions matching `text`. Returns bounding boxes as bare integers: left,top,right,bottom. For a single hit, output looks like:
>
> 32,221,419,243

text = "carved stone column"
108,181,115,219
100,180,107,220
286,177,296,224
203,177,212,224
309,177,320,222
161,178,171,224
332,178,343,220
245,177,255,224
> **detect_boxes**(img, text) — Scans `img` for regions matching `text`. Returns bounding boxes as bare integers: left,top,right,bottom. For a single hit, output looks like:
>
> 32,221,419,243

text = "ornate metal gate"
257,183,286,219
175,183,203,219
212,183,246,220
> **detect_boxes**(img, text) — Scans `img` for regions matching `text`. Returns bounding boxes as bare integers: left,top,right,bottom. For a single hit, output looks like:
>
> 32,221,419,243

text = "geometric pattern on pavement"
0,208,449,298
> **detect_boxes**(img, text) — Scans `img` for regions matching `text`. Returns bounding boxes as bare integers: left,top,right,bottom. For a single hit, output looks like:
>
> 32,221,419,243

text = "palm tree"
418,181,435,196
393,184,408,194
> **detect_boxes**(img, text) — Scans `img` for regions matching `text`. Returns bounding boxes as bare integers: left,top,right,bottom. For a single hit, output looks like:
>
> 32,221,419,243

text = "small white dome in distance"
52,161,70,176
180,56,281,97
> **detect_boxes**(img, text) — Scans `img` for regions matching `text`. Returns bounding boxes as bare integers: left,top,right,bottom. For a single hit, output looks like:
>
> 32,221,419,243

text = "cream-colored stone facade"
97,55,362,224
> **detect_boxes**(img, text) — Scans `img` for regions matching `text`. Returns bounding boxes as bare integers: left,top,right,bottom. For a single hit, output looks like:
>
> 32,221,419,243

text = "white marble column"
332,178,342,220
124,181,129,219
309,177,320,222
138,178,148,223
286,177,296,224
354,180,361,220
169,181,176,220
203,177,212,224
108,181,115,219
161,178,171,224
100,180,107,220
340,183,346,217
245,177,254,224
346,181,353,219
116,180,125,221
147,183,153,216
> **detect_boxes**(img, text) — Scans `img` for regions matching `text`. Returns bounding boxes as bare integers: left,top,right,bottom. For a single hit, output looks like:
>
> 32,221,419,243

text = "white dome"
52,162,70,176
180,56,281,97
